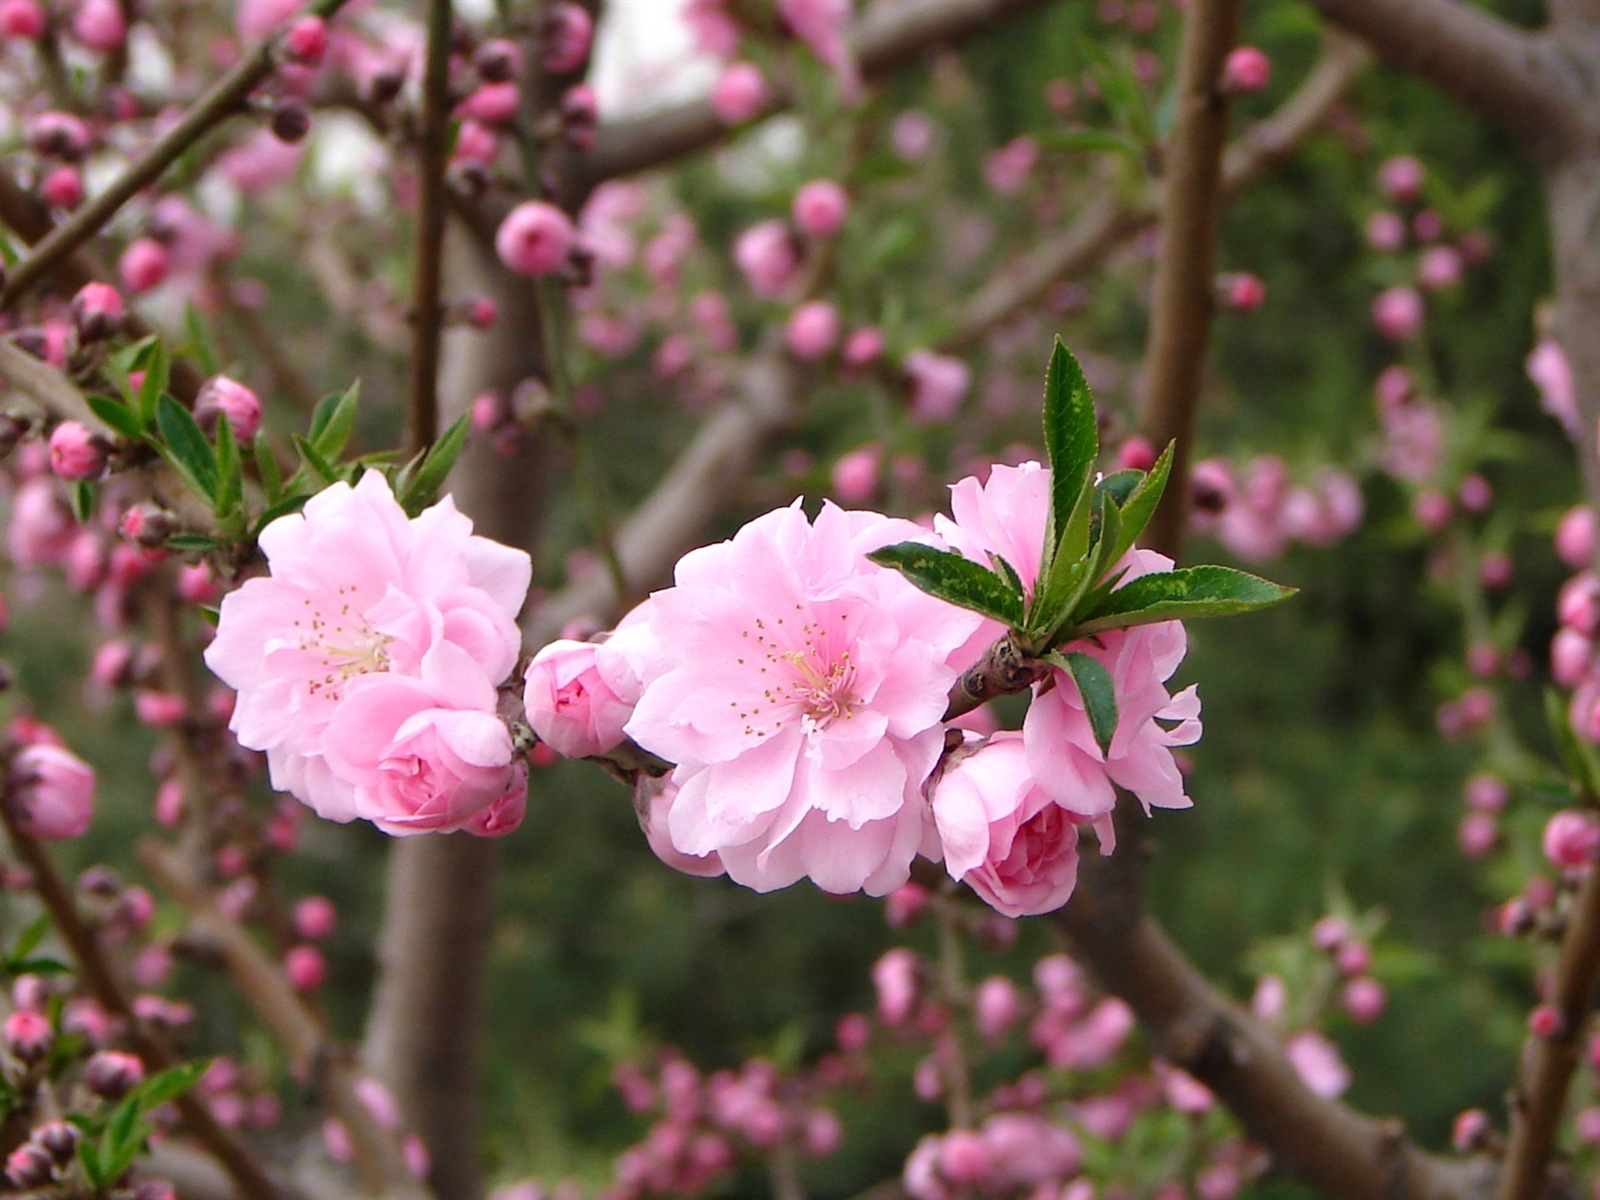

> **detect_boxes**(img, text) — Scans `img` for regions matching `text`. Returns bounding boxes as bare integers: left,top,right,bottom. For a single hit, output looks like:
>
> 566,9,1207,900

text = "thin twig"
0,811,284,1200
404,0,453,457
139,841,432,1200
0,0,355,310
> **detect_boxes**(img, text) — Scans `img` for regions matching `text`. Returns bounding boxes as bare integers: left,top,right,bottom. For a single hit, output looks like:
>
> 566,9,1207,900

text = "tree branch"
1307,0,1582,160
0,0,355,310
556,0,1061,207
404,0,453,456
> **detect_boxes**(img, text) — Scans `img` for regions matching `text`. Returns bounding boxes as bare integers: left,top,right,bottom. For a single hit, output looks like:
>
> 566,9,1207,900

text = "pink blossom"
892,110,937,161
459,82,520,124
1223,272,1266,311
195,375,262,440
1378,155,1425,202
778,0,858,99
733,220,803,300
496,202,575,278
1365,211,1406,252
284,15,327,63
843,327,884,368
71,282,125,340
203,472,531,828
1527,338,1579,437
11,743,94,840
979,1113,1081,1185
235,0,304,40
636,776,724,877
72,0,125,51
1372,285,1424,341
1544,809,1600,869
293,895,337,940
1220,46,1270,93
785,301,840,360
285,944,326,991
540,2,593,73
793,180,849,238
873,948,918,1026
973,975,1019,1041
984,137,1037,195
48,422,109,481
621,502,982,896
42,166,83,210
0,0,44,39
684,0,739,54
930,733,1091,917
1380,400,1443,484
712,62,768,124
523,638,635,759
1557,506,1596,570
1284,1031,1350,1097
831,445,880,504
905,349,970,423
935,461,1051,592
119,238,168,294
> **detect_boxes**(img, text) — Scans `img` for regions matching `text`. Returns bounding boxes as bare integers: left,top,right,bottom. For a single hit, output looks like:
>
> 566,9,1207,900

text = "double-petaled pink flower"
617,501,982,896
204,472,531,835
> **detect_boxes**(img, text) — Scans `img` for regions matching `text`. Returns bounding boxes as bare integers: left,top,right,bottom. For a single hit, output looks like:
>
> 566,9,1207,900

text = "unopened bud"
271,98,311,143
195,375,262,441
474,38,521,82
84,1049,144,1098
283,15,327,65
71,281,126,341
4,1143,53,1189
2,1010,50,1065
119,503,176,548
48,420,111,481
559,84,597,152
32,1120,77,1165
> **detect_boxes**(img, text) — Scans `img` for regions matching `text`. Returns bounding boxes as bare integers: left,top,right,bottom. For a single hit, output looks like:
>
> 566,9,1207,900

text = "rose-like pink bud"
785,300,840,360
285,944,326,992
1456,473,1492,513
974,976,1019,1042
473,37,521,82
1379,155,1426,203
195,375,262,440
884,881,929,928
1341,976,1386,1024
1459,812,1498,858
842,326,884,369
1365,211,1405,252
73,0,126,51
48,420,110,480
1418,245,1463,291
29,111,91,160
1480,551,1512,590
1561,574,1600,634
13,743,94,840
905,349,970,423
1451,1109,1490,1152
465,296,497,328
1372,285,1423,341
459,82,519,125
559,84,597,150
793,180,849,238
3,1010,51,1064
734,220,803,299
4,1144,53,1189
938,1131,990,1185
294,895,336,940
1544,809,1600,869
541,2,593,73
1559,506,1598,570
42,166,83,210
1309,915,1348,950
1220,46,1270,93
0,0,44,39
872,948,918,1027
712,62,769,125
523,639,634,759
135,690,186,727
1411,489,1451,533
1223,273,1265,311
119,237,168,294
71,281,125,341
32,1121,77,1165
284,15,327,64
85,1049,144,1098
1529,1003,1565,1038
1553,627,1593,687
496,201,575,277
1335,940,1371,976
830,445,880,504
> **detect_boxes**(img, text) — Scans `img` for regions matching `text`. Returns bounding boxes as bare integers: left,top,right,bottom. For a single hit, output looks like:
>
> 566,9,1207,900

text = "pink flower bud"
1223,272,1265,311
154,779,184,827
1457,473,1492,513
1196,1164,1241,1200
1309,915,1348,950
733,220,803,299
1220,46,1270,93
465,296,497,328
119,238,168,294
1480,551,1512,590
1577,1108,1600,1146
1379,155,1426,202
541,2,594,73
974,976,1019,1042
1544,809,1600,869
495,202,575,278
1372,285,1423,341
1335,940,1371,976
13,743,94,840
283,15,327,64
1451,1109,1490,1152
872,948,918,1027
1117,436,1157,472
1411,489,1451,533
474,38,522,82
459,82,520,125
905,349,970,423
1463,773,1508,814
1341,976,1386,1024
42,166,83,209
4,1144,52,1190
48,420,110,480
32,1121,77,1165
985,137,1037,195
1529,1003,1565,1038
785,300,840,360
177,562,220,605
937,1131,990,1185
1365,211,1405,252
558,84,598,150
523,639,633,759
285,944,326,991
0,0,44,39
195,375,262,440
1459,811,1498,857
830,445,880,504
72,0,126,51
1413,209,1443,242
135,690,186,727
1554,627,1593,687
1561,506,1599,570
1562,574,1600,634
29,111,92,160
1418,245,1463,291
884,881,929,928
294,895,336,940
712,62,769,124
85,1049,144,1098
71,281,125,341
801,1108,841,1158
842,326,884,369
836,1013,869,1053
453,121,499,166
793,180,849,238
3,1010,50,1064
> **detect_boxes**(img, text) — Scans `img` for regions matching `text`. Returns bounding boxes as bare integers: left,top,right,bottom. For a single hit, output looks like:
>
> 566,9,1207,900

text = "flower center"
783,648,858,732
297,589,395,698
730,609,863,738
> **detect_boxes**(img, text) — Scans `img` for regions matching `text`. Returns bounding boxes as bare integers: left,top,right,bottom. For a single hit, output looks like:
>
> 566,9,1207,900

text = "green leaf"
9,915,50,966
988,553,1025,597
86,394,147,440
213,415,243,517
155,393,218,505
1109,440,1174,562
397,415,469,516
7,956,70,976
253,434,282,502
867,542,1024,626
182,305,219,377
1071,565,1297,636
291,433,342,486
69,480,96,525
1057,651,1118,756
1029,467,1096,636
1042,339,1098,548
1097,469,1142,507
131,1059,209,1112
308,380,360,459
135,343,170,427
251,492,314,538
1036,127,1144,164
1546,688,1600,800
78,1137,105,1190
164,533,218,553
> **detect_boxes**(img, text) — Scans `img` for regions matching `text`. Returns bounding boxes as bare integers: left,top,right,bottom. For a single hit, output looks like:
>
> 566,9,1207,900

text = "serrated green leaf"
1071,565,1297,636
1546,688,1600,800
308,380,360,459
86,394,146,440
1042,339,1098,548
1030,467,1096,635
69,480,96,525
132,1059,209,1112
253,434,282,502
1098,469,1142,507
213,415,243,517
989,553,1025,597
868,542,1024,626
292,433,342,485
397,415,469,517
1057,651,1118,756
155,393,218,505
1109,440,1174,562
